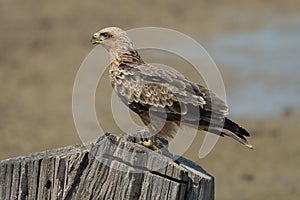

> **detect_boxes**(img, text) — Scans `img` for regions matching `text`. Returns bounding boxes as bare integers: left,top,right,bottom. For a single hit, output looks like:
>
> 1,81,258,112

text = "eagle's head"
90,27,134,55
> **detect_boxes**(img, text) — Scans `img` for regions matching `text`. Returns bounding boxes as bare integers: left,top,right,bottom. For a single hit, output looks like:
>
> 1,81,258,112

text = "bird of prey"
90,27,253,150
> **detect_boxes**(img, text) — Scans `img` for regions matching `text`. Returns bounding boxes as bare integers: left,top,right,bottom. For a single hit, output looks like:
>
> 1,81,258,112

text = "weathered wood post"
0,133,214,200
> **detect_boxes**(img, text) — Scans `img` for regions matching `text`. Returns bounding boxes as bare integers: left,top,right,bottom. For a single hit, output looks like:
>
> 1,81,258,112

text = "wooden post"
0,134,214,200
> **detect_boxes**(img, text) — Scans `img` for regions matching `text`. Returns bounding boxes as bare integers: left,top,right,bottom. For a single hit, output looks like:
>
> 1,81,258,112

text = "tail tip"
245,143,253,149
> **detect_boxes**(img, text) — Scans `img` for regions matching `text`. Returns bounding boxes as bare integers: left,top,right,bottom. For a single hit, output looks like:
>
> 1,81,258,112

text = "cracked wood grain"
0,134,214,200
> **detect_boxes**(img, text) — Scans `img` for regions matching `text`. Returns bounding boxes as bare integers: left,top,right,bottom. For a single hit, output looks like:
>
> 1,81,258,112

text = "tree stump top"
0,134,214,200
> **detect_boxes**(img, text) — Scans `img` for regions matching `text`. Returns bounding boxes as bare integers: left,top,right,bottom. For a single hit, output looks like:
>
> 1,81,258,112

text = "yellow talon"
138,140,153,147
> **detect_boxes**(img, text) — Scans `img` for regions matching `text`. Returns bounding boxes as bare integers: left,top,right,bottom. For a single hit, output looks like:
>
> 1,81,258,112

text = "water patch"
207,17,300,117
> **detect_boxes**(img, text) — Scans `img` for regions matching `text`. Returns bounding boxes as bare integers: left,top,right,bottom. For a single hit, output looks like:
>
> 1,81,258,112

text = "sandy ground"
1,0,300,199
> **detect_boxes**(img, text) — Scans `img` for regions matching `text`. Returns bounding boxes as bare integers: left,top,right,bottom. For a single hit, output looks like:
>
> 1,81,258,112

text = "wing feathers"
111,60,251,148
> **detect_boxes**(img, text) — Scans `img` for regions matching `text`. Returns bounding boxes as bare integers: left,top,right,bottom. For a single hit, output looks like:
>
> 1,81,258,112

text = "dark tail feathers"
222,118,253,149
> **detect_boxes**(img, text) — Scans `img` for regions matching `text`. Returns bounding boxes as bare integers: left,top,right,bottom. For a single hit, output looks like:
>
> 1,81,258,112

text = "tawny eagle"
90,27,252,150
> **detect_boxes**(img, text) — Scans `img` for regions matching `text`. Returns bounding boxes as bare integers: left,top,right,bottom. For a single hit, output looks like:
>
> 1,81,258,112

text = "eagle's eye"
100,32,110,39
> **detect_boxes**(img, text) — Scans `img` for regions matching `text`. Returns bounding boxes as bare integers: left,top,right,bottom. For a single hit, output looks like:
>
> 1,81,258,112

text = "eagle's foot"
138,138,159,151
122,129,169,151
138,135,168,151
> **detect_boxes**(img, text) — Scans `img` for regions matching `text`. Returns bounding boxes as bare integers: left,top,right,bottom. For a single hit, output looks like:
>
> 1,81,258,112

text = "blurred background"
1,0,299,199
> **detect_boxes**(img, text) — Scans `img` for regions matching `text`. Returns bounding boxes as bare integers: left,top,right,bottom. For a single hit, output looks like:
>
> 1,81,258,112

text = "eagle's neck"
116,50,145,66
107,38,144,65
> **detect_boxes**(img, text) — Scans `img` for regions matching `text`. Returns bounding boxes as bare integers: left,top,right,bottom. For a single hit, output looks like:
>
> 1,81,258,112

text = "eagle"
90,27,253,150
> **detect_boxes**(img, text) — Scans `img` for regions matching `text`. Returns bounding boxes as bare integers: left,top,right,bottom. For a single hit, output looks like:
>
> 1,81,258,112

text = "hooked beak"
90,32,103,44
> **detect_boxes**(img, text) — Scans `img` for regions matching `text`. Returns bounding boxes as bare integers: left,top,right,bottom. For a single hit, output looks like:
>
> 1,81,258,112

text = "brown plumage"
91,27,253,149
